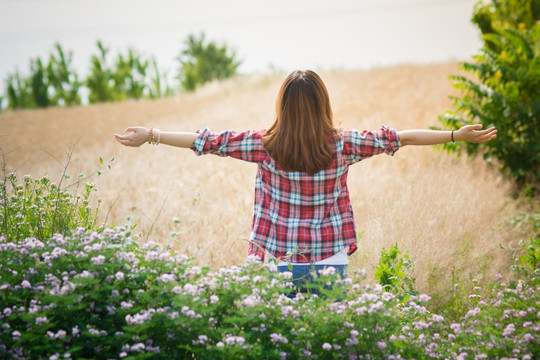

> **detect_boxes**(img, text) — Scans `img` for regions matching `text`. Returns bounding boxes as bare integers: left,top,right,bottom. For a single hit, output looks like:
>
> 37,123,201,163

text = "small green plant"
86,41,116,103
0,173,99,241
112,48,149,100
374,243,417,301
0,153,113,241
511,236,540,281
47,43,82,106
5,71,34,109
177,32,241,91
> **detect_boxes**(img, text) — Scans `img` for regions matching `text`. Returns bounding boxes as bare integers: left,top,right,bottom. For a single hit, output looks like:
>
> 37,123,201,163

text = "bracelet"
153,128,160,145
451,130,455,143
148,128,154,144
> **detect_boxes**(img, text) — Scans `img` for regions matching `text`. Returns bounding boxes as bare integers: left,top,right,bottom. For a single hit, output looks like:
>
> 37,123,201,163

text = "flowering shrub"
0,173,102,242
0,227,539,359
0,173,538,358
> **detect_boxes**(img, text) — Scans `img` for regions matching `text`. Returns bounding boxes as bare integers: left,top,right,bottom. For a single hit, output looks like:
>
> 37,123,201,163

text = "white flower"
36,316,48,325
279,271,293,279
21,280,31,289
183,283,198,295
91,255,106,265
210,295,219,304
120,301,133,310
318,267,336,276
115,272,124,281
322,343,332,350
157,273,176,283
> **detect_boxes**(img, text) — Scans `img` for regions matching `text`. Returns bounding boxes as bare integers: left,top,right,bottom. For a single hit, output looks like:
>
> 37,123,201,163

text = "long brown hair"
263,70,338,175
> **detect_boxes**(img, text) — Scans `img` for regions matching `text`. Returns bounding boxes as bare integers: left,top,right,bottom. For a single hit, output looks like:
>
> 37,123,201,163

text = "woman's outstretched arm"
397,124,497,146
114,127,198,148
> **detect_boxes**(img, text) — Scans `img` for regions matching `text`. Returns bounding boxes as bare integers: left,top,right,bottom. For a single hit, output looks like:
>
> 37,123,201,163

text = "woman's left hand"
456,124,498,143
114,127,149,147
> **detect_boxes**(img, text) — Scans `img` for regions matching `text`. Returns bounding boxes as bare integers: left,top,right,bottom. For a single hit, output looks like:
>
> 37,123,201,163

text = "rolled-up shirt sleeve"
342,125,400,165
191,128,267,163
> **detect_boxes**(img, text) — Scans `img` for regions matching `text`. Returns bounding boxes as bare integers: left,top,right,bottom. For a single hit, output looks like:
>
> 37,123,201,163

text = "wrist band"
451,130,455,143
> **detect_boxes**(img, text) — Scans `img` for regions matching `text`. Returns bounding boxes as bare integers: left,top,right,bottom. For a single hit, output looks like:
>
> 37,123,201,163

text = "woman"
114,70,497,291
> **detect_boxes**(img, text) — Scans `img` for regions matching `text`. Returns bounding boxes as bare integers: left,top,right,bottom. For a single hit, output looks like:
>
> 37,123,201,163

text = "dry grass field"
0,62,529,297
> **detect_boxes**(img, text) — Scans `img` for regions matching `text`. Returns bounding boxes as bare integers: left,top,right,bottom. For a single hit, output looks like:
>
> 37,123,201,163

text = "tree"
47,43,81,106
112,48,148,100
148,57,173,99
177,33,241,91
86,41,116,104
29,58,50,108
438,0,540,192
5,71,34,110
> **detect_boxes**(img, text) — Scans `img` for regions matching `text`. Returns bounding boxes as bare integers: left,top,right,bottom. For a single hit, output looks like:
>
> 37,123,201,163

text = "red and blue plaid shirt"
191,126,400,263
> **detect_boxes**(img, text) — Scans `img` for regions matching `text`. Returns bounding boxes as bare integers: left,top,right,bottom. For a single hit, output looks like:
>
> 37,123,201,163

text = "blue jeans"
278,264,348,297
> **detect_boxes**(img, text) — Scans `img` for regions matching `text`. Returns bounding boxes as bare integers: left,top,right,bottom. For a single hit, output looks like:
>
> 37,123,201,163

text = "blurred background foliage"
2,32,241,109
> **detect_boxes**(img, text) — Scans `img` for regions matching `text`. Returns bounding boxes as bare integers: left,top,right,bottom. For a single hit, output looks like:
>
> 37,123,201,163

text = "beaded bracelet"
153,129,160,145
148,128,154,144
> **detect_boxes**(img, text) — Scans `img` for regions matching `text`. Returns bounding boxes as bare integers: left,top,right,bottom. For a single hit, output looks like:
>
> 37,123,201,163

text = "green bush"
112,48,149,100
0,155,113,241
5,44,81,110
5,71,34,110
47,43,82,106
177,33,241,91
0,173,100,242
86,41,117,103
86,41,171,103
437,0,540,190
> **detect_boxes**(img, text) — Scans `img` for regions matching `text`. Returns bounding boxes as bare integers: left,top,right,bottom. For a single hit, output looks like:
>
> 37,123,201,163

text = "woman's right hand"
114,127,149,147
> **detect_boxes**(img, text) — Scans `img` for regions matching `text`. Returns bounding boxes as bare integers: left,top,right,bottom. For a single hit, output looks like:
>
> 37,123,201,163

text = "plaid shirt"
191,126,400,263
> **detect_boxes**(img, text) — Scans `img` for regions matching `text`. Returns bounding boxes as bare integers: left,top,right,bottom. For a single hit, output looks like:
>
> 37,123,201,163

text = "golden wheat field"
0,62,528,297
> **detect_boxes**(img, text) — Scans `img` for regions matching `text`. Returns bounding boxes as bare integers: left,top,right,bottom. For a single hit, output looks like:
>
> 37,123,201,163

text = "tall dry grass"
0,63,527,296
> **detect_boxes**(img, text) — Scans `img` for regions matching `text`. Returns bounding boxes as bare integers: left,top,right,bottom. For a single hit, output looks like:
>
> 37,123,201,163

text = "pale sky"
0,0,482,90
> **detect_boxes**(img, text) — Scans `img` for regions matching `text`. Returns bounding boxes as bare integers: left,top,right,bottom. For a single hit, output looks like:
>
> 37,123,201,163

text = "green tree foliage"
47,43,82,106
148,57,173,99
177,33,241,91
5,58,49,110
5,72,34,109
438,0,540,190
29,58,49,108
86,42,172,103
4,44,81,109
86,41,116,103
112,48,149,100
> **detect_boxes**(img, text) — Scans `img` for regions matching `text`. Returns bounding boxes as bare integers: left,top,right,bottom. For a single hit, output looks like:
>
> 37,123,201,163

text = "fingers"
473,126,497,143
114,133,137,147
124,127,138,133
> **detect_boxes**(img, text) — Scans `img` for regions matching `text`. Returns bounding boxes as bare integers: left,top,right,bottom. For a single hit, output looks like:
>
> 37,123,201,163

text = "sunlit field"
0,62,526,297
